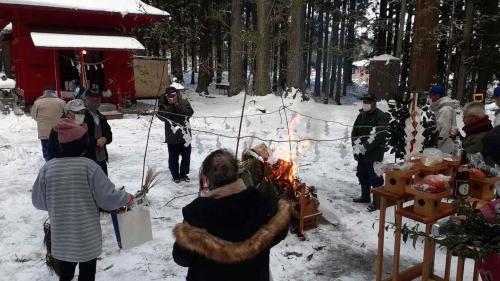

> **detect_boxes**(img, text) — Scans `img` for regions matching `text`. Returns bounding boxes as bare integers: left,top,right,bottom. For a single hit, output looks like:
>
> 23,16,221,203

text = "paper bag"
112,205,153,249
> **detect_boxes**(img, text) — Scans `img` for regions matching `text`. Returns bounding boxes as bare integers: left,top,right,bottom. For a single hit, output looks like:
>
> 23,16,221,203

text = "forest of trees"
139,0,500,104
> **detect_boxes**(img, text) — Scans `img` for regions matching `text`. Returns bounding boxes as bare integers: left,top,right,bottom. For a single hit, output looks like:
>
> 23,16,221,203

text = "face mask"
74,114,85,124
362,104,371,112
427,97,434,104
86,101,101,111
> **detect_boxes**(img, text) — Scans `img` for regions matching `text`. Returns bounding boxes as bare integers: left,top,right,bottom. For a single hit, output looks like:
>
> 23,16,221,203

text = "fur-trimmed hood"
173,199,291,264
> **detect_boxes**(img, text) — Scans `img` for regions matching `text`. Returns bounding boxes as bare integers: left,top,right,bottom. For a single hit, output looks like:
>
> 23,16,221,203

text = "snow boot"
353,185,371,203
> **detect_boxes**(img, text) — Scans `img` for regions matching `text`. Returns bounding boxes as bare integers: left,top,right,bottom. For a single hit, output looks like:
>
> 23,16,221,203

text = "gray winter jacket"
32,157,128,262
430,96,459,154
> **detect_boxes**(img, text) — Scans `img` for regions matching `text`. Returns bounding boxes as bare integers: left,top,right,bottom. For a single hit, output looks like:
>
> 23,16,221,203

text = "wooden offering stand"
292,183,321,236
384,168,420,196
414,161,449,183
372,185,456,281
405,186,452,217
469,175,499,201
442,158,461,182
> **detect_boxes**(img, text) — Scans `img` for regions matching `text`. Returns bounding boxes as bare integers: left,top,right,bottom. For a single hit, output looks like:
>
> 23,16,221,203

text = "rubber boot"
353,185,370,203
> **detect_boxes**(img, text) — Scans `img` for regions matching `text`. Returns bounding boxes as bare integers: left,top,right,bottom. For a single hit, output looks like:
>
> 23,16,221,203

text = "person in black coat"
172,149,290,281
83,88,112,175
157,86,194,183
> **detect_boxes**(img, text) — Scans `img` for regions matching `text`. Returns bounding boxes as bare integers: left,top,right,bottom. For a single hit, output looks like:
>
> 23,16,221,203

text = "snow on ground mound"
0,91,474,280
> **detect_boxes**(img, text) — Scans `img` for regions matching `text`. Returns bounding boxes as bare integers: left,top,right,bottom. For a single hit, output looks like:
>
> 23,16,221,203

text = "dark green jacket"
351,108,390,163
158,95,194,144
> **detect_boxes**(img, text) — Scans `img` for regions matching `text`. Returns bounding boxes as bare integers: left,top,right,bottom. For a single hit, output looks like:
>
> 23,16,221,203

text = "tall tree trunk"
344,0,356,86
242,0,251,84
400,2,413,89
455,0,474,102
191,41,197,85
313,0,325,97
304,2,314,88
215,21,223,84
476,0,499,94
446,0,457,94
287,0,306,91
255,0,272,96
321,3,331,94
395,0,407,58
279,22,288,90
330,0,342,104
335,1,346,99
183,43,188,73
409,0,439,93
386,1,394,55
172,46,184,83
375,0,388,55
196,0,211,95
436,0,451,85
392,1,401,55
229,0,244,96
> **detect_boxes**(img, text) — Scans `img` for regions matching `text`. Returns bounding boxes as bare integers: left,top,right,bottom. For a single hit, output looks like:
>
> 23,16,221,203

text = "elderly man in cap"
47,99,87,160
83,88,112,175
450,102,493,164
30,85,66,161
351,94,390,212
427,85,459,153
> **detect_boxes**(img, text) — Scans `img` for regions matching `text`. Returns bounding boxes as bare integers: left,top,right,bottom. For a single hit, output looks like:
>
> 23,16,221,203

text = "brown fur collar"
201,179,246,199
173,199,291,264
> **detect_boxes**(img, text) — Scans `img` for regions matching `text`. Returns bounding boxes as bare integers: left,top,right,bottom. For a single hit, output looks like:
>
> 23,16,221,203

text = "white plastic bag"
421,148,444,166
114,204,153,249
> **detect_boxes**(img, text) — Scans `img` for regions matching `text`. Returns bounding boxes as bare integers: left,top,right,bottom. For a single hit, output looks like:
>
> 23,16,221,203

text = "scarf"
463,116,493,136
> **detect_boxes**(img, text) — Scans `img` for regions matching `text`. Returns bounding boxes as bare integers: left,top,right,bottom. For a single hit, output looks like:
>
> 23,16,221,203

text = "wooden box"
384,168,420,195
414,162,449,183
406,186,452,217
469,176,499,201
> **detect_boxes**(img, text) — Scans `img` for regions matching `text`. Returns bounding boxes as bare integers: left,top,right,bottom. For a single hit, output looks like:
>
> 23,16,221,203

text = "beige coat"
30,92,66,139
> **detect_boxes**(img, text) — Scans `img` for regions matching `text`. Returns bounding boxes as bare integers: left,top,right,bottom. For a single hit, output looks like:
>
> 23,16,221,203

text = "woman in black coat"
172,149,290,281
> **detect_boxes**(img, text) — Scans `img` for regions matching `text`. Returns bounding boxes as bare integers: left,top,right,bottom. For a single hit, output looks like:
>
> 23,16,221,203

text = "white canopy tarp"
30,32,145,50
0,0,168,16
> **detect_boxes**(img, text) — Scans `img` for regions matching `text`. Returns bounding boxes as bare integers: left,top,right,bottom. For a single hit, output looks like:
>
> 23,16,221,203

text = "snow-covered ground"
0,84,475,280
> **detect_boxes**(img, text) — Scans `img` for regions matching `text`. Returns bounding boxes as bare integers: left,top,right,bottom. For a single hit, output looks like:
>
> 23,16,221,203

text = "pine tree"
387,93,412,161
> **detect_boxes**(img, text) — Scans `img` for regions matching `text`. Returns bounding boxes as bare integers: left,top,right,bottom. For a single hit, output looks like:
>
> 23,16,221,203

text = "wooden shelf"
397,203,456,224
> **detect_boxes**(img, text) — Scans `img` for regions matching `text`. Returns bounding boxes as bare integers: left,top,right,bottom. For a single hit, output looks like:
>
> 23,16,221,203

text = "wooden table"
372,187,456,281
397,203,456,281
371,187,413,281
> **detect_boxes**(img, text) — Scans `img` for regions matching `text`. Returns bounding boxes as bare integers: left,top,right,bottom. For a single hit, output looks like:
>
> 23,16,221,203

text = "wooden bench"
215,83,229,95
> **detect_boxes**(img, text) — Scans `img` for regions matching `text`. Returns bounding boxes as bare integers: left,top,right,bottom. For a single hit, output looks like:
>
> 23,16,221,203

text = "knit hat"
64,99,86,113
54,119,89,157
55,118,87,144
429,85,445,96
494,87,500,97
360,93,378,102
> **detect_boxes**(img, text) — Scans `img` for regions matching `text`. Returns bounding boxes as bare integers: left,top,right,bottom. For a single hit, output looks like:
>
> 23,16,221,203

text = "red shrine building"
0,0,167,105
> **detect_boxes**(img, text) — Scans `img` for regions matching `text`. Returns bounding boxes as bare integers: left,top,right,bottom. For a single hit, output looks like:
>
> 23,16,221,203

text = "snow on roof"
353,60,369,67
1,22,11,35
31,32,145,50
370,54,400,61
0,73,16,89
0,0,168,17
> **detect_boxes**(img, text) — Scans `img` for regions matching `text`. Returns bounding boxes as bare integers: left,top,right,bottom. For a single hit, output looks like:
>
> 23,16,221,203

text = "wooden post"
392,202,403,281
444,250,452,281
456,258,465,281
376,197,387,281
472,263,479,281
422,223,433,280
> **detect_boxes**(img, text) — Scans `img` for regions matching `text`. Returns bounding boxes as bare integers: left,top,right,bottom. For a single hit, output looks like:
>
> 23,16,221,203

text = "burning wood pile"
267,159,321,236
240,144,321,236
